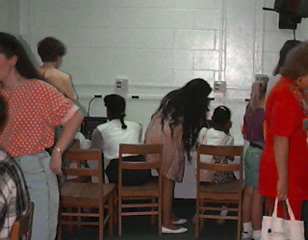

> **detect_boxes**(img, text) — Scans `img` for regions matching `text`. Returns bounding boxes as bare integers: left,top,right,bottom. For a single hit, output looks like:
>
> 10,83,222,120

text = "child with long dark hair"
145,78,212,234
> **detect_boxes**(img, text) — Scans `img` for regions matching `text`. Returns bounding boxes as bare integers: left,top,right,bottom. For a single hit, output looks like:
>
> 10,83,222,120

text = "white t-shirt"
198,127,234,146
197,127,240,181
90,119,142,164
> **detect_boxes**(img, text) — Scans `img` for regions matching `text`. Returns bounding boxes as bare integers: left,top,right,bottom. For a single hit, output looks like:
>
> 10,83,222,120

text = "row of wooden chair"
57,144,164,240
56,144,244,240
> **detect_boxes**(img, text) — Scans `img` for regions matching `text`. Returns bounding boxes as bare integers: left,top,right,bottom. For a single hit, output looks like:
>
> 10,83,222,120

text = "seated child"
197,105,236,224
197,105,236,183
90,94,151,186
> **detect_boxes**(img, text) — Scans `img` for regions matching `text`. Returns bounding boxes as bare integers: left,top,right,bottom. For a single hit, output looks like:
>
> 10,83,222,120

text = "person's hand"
50,150,63,175
277,177,288,201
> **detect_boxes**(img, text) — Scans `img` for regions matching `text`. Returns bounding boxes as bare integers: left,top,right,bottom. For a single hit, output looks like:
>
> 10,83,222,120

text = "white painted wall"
3,0,308,144
0,0,20,34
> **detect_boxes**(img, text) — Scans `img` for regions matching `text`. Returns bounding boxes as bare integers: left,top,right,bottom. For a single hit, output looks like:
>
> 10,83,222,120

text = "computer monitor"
80,116,108,138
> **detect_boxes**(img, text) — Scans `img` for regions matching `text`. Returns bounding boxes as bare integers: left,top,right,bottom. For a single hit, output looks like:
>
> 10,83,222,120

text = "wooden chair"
195,145,244,240
10,201,34,240
57,149,116,240
118,143,163,236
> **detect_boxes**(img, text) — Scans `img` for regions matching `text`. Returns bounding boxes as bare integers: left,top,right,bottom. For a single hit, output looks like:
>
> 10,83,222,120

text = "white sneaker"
242,231,253,240
162,226,188,234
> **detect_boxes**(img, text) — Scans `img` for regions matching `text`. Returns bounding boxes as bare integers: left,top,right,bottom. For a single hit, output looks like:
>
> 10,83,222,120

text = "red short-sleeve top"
0,79,78,157
259,77,308,200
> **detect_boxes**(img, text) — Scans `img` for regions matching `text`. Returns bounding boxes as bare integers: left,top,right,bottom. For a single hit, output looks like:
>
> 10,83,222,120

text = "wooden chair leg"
237,202,242,240
67,207,73,233
113,191,118,227
99,213,104,240
108,195,114,236
195,212,199,240
195,196,200,240
57,220,62,240
151,197,155,225
158,195,162,235
77,207,82,229
118,197,122,237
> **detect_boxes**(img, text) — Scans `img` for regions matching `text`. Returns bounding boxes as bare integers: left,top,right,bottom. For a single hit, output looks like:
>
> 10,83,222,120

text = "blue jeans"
15,150,59,240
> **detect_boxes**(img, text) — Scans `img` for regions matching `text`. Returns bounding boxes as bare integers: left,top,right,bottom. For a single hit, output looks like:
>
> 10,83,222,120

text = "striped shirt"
0,149,30,238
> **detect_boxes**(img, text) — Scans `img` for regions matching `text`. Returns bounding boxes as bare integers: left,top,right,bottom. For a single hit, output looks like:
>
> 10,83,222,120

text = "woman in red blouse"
0,32,84,240
259,41,308,220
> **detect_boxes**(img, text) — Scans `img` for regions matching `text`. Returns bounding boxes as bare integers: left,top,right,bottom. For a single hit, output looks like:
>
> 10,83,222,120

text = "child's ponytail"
120,113,127,129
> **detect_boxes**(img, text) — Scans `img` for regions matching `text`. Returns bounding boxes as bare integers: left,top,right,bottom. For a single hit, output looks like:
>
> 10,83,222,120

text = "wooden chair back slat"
199,162,242,171
119,144,163,155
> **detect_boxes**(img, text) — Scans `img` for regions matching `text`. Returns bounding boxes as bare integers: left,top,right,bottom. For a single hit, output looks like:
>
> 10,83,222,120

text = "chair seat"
121,177,159,197
60,182,115,206
200,180,242,199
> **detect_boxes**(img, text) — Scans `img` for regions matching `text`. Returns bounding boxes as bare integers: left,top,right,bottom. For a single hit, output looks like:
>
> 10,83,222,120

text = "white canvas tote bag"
261,198,305,240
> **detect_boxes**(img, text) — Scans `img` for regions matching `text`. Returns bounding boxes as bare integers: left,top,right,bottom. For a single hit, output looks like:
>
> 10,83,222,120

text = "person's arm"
62,76,78,101
90,128,104,149
273,135,289,201
50,111,84,174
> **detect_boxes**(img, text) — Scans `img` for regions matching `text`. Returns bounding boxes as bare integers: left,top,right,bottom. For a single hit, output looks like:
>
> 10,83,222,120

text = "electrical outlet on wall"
114,77,129,98
213,81,226,98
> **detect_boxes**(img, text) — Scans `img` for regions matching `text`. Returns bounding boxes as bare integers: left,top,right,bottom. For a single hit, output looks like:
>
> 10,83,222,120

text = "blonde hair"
248,80,267,111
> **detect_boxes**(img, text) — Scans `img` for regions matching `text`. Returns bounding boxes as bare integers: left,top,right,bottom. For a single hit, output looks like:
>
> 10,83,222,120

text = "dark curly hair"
156,78,212,160
273,40,301,76
104,94,127,129
0,32,39,79
37,37,66,62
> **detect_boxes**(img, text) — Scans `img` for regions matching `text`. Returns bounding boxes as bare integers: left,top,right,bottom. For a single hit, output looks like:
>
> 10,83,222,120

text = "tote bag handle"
272,198,296,221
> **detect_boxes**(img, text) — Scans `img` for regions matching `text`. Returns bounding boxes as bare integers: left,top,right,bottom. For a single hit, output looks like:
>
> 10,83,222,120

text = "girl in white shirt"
90,94,150,185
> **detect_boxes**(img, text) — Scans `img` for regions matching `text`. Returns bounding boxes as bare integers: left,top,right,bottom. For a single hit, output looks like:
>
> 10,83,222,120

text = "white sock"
243,222,253,233
253,230,261,239
220,206,228,216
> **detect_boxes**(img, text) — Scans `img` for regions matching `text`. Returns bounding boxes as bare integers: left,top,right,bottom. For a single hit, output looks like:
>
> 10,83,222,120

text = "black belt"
249,142,264,150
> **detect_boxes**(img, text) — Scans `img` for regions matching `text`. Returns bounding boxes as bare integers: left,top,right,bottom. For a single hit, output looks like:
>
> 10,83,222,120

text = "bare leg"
251,189,264,230
242,185,253,223
162,175,179,230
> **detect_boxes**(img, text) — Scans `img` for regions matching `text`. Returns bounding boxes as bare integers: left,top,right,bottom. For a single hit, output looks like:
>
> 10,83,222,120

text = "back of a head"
37,37,66,62
177,78,212,114
249,80,267,111
182,78,212,99
280,40,308,81
273,40,302,76
0,32,39,79
104,94,127,129
211,105,231,126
